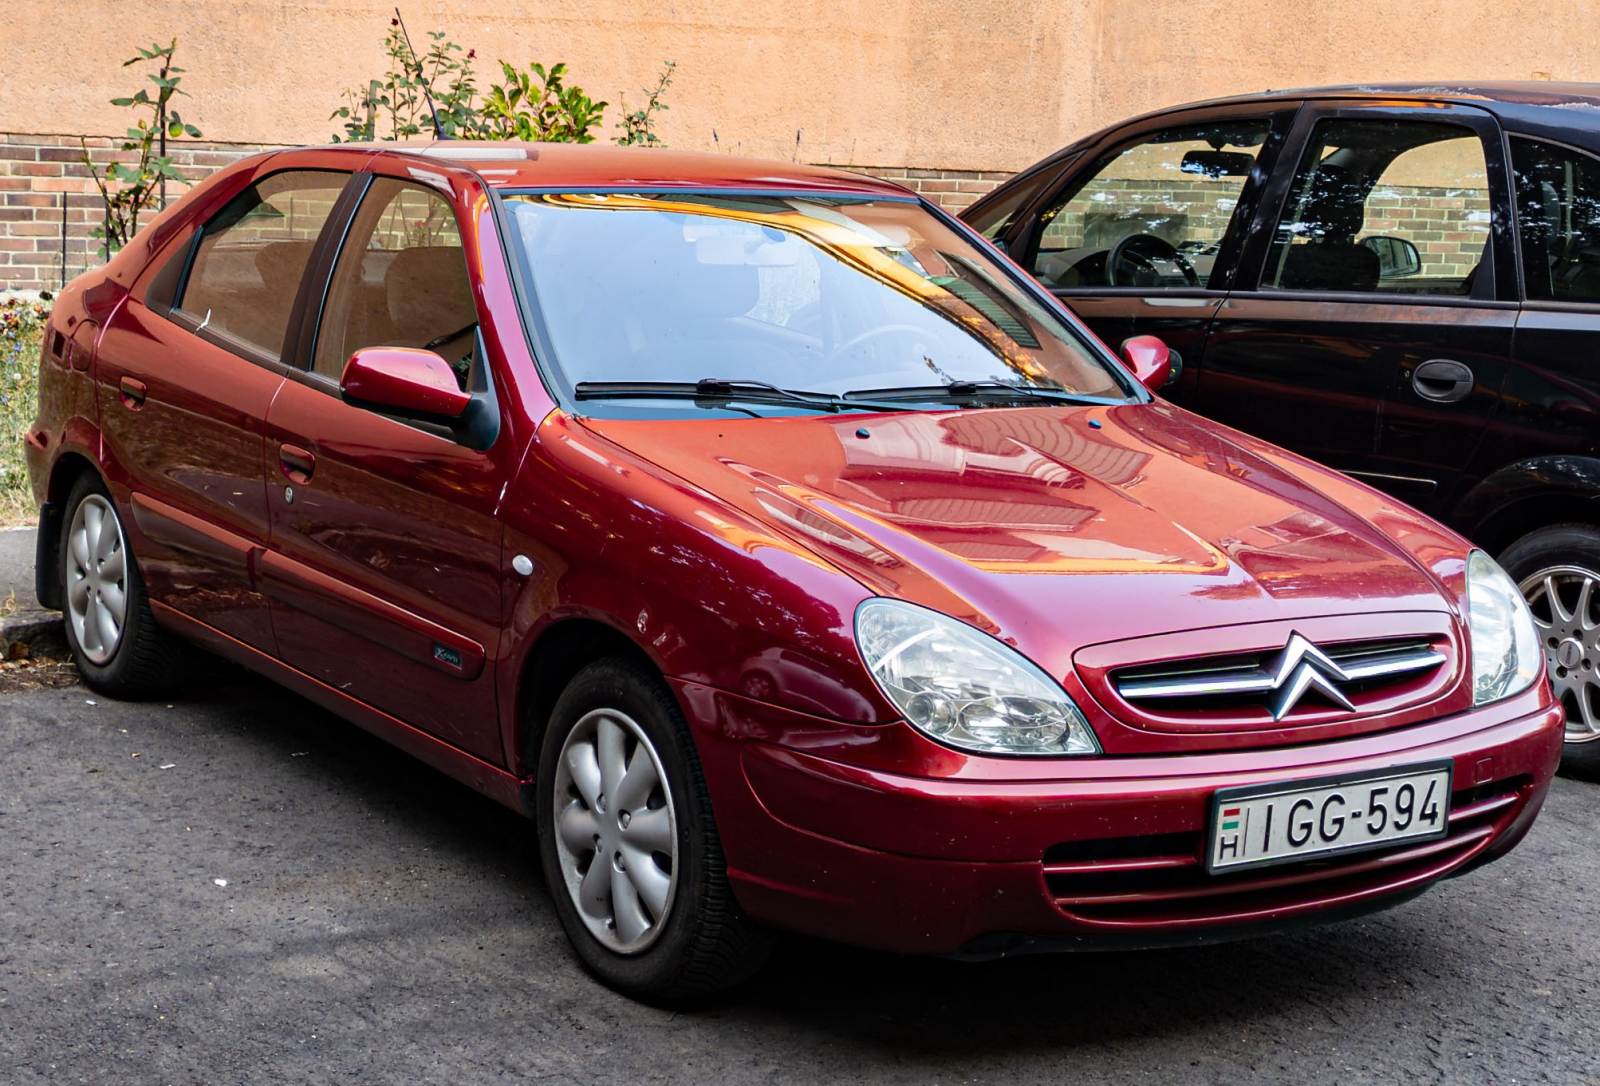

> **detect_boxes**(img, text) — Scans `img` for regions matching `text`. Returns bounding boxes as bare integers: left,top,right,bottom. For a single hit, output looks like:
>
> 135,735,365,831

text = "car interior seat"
384,246,478,386
1278,164,1381,292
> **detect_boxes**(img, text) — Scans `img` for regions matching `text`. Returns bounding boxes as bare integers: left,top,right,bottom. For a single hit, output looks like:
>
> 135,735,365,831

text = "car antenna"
394,6,448,140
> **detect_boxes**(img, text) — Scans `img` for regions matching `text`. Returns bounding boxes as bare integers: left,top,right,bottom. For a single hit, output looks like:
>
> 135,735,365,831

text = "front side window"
501,192,1131,414
313,179,477,385
1027,121,1272,289
1262,119,1491,296
1511,136,1600,303
965,174,1043,243
176,171,348,360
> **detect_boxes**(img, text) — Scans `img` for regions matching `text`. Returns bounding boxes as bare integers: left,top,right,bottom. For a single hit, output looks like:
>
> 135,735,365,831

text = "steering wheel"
1106,234,1199,288
830,323,929,360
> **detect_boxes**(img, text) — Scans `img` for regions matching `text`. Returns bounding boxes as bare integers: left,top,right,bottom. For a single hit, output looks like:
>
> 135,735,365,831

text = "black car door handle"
1411,359,1475,404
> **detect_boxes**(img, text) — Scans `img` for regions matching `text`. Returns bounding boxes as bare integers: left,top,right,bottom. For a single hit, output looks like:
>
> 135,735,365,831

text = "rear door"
997,102,1298,399
1483,135,1600,487
260,167,515,765
1195,102,1518,512
99,166,358,649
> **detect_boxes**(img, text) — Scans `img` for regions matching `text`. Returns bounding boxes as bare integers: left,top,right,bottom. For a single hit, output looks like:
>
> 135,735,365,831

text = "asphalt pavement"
0,536,1597,1084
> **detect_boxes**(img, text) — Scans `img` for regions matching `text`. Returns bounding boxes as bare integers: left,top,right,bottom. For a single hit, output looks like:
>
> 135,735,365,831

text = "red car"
26,143,1563,1001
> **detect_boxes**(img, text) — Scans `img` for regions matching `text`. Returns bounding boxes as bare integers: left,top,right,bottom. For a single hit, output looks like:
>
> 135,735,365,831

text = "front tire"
59,474,182,696
1499,524,1600,763
535,657,769,1002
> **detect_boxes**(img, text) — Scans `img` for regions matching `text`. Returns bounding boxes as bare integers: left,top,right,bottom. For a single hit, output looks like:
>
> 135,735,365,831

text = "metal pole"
158,56,168,209
59,192,67,290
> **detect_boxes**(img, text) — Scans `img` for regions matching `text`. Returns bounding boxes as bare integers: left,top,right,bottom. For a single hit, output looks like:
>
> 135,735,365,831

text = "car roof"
1098,81,1600,152
966,81,1600,220
1166,80,1600,116
305,141,911,198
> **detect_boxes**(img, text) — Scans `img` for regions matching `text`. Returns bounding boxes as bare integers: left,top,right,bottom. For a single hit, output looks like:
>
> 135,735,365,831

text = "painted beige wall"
4,0,1600,172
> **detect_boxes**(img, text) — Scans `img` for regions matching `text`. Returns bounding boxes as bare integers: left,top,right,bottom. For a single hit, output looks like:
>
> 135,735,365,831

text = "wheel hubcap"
66,494,128,666
1519,565,1600,743
551,708,678,954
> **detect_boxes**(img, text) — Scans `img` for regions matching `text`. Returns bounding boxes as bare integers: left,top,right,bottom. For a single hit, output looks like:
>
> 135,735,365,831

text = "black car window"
1262,119,1490,297
1026,120,1271,290
312,179,477,388
175,171,349,362
1511,136,1600,304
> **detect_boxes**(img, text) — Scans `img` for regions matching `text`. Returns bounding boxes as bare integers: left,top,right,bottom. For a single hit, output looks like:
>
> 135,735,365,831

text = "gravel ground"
1,665,1597,1085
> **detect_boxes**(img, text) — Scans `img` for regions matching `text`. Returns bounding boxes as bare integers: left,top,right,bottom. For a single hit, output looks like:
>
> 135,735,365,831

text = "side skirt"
150,600,534,816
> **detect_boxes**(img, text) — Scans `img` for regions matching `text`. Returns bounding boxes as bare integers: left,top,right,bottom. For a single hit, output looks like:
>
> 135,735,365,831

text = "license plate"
1208,763,1452,873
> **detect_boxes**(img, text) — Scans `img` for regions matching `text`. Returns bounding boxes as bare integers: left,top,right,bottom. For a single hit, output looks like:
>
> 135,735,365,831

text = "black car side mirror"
1363,235,1422,278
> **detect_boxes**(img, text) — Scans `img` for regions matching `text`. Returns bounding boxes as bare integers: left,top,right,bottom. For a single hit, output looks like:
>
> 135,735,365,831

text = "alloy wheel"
551,707,679,953
66,494,128,666
1520,564,1600,743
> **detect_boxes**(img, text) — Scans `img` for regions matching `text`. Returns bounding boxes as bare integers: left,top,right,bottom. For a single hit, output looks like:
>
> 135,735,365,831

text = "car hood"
576,402,1455,649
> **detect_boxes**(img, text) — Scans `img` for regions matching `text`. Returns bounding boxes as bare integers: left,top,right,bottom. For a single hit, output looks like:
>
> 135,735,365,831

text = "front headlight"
854,598,1099,755
1466,550,1542,705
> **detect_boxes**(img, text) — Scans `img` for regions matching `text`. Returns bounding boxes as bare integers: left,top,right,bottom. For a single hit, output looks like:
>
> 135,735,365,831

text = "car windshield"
500,191,1132,414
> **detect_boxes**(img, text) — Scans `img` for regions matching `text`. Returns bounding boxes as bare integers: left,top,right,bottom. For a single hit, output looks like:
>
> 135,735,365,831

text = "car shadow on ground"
155,656,1509,1061
1559,743,1600,783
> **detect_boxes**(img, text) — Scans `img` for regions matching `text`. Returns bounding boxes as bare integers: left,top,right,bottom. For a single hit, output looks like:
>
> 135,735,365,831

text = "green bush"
0,299,47,527
331,22,673,147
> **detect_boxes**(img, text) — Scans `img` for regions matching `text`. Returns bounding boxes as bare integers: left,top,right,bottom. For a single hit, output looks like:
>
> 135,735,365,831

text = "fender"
494,415,898,773
1450,454,1600,547
29,418,106,610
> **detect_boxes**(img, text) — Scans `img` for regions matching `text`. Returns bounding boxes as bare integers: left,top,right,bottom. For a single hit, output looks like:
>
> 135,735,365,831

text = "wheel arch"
34,449,106,610
510,613,661,781
1451,455,1600,554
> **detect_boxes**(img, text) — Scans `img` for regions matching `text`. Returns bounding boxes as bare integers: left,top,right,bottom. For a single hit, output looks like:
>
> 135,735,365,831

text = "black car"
963,82,1600,752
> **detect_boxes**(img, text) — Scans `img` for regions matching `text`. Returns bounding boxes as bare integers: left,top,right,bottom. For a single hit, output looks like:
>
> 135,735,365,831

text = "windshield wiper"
842,381,1114,406
573,379,906,413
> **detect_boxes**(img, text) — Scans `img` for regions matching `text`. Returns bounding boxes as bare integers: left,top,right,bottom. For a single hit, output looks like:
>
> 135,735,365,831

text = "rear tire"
535,657,770,1002
1498,523,1600,761
59,473,183,697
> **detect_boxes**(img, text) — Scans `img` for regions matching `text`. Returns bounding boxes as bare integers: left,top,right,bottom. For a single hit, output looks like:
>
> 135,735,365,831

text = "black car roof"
1170,82,1600,141
993,82,1600,203
1171,81,1600,114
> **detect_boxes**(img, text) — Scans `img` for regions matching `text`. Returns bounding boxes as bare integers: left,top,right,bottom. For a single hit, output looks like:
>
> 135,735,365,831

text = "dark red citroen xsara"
26,142,1563,1000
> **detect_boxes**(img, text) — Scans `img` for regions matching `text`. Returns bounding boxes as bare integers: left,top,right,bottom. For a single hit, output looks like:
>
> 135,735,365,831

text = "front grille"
1112,637,1445,721
1040,779,1526,929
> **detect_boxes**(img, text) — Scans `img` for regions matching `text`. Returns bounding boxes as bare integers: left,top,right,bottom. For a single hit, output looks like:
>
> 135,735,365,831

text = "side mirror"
341,347,471,421
1120,334,1174,392
1362,235,1422,278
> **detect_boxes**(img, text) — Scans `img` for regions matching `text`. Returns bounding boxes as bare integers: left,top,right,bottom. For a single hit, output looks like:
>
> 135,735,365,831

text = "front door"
1003,104,1298,400
1195,102,1518,513
261,173,513,764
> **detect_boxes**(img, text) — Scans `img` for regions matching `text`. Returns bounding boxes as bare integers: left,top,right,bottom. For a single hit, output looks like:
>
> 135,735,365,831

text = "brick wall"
0,138,1496,294
1363,187,1492,278
0,134,277,294
0,137,1014,295
831,166,1012,214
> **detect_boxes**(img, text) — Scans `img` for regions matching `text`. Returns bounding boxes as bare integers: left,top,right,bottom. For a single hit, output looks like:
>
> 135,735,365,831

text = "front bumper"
674,681,1564,956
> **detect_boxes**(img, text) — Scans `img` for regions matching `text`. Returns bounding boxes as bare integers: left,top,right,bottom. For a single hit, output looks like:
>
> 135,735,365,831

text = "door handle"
278,443,316,485
1411,358,1475,404
118,376,147,409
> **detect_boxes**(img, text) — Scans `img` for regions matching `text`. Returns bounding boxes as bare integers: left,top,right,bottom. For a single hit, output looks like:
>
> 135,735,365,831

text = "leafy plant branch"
81,39,202,256
616,61,676,147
